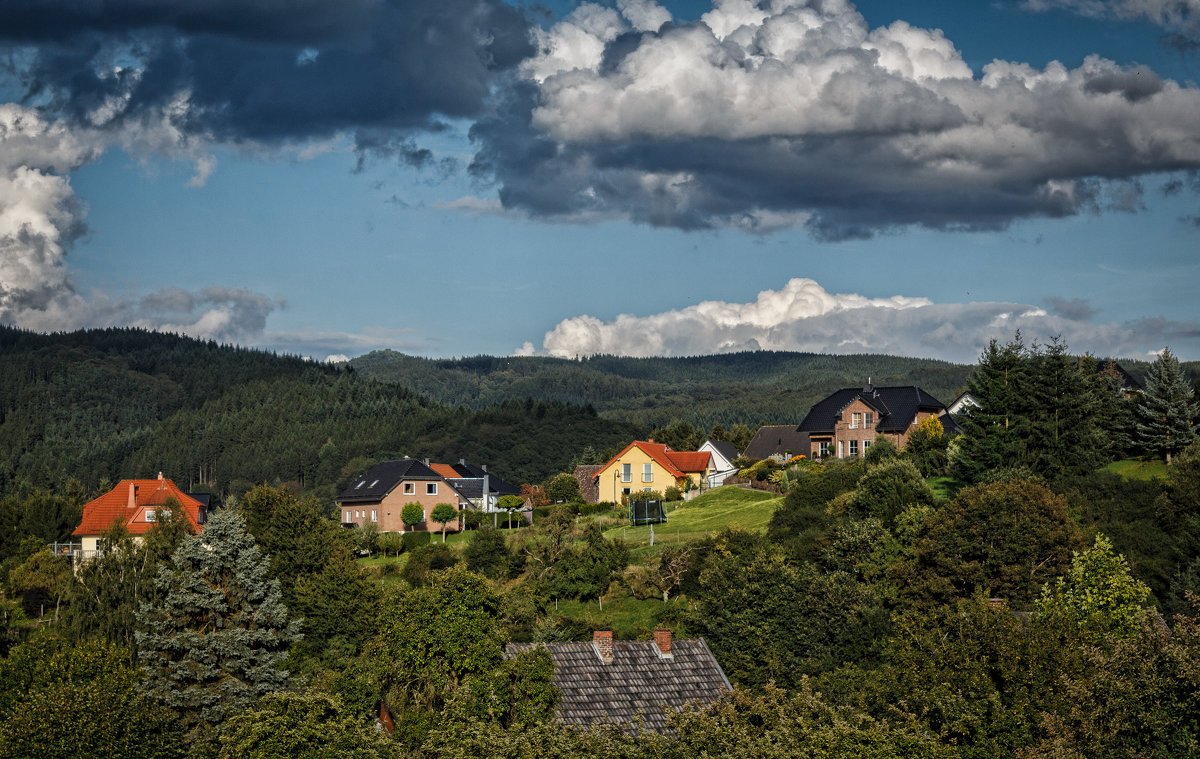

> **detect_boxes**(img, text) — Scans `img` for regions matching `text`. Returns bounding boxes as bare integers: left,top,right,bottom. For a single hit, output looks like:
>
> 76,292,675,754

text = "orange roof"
429,463,460,480
72,477,203,537
597,441,712,480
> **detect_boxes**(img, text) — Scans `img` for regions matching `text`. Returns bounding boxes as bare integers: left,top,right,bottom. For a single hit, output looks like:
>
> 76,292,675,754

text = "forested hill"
0,327,638,500
350,350,974,429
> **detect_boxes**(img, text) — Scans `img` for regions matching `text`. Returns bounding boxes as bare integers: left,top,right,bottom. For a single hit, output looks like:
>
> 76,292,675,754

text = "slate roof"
574,465,602,503
742,426,811,461
336,459,441,503
506,638,731,734
73,477,203,537
704,440,740,464
798,385,948,434
444,461,521,496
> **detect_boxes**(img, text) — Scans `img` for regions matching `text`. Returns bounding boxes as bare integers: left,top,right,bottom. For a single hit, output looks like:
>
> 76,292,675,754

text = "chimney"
157,471,164,481
593,630,614,664
653,629,673,658
423,458,430,466
987,598,1005,609
128,482,137,509
459,458,465,465
863,378,874,393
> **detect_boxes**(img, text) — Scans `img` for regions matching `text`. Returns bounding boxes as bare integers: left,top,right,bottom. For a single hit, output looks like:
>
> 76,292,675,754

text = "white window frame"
865,412,874,428
818,441,830,457
622,463,632,483
849,440,858,456
850,412,861,429
863,440,873,451
370,510,378,523
403,482,414,494
838,441,844,458
643,463,653,483
343,510,351,523
426,482,438,495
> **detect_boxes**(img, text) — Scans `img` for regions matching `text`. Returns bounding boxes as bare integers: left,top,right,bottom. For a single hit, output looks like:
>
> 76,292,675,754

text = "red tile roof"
428,463,460,480
72,477,203,537
597,441,712,480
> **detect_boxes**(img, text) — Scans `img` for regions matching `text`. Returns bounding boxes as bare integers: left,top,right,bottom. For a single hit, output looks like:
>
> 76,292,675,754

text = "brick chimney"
593,630,614,664
653,629,673,658
128,482,137,509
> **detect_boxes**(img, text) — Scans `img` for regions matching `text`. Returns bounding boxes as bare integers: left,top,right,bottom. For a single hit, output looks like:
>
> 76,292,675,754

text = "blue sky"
1,0,1198,363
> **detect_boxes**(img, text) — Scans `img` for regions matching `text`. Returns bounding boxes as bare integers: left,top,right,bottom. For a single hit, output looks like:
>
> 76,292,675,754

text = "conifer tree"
953,336,1030,482
1136,347,1197,464
136,509,300,741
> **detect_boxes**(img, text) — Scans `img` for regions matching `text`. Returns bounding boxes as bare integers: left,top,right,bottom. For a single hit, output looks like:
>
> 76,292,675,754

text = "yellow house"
594,441,712,503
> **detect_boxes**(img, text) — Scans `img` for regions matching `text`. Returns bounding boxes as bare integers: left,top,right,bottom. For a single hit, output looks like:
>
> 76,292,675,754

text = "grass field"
1102,458,1169,481
601,485,782,555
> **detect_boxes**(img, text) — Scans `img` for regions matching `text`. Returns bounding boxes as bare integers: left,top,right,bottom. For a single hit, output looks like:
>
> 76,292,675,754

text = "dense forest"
350,349,977,430
2,327,1200,758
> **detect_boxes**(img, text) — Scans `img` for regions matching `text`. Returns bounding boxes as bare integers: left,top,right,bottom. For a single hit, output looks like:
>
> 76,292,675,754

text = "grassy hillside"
603,486,783,555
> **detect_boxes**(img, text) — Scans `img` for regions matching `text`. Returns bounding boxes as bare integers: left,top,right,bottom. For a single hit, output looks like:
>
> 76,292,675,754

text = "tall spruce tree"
953,336,1031,482
136,509,300,741
1136,347,1197,464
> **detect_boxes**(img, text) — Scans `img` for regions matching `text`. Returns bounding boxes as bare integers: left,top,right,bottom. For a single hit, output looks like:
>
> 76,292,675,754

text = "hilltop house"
336,459,471,533
594,441,711,503
798,383,950,458
506,630,730,735
72,474,205,560
697,439,740,489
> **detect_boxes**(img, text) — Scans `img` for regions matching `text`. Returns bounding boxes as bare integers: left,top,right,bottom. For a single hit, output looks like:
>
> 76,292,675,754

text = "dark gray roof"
799,385,947,434
743,426,810,461
938,411,963,436
506,638,730,734
705,440,740,463
335,459,440,503
447,462,521,496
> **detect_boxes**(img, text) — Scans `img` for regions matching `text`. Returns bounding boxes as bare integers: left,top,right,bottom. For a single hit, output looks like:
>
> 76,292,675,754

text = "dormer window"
145,508,170,522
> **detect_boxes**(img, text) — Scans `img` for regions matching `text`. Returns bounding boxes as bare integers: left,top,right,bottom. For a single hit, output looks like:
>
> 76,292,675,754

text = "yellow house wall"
597,447,693,503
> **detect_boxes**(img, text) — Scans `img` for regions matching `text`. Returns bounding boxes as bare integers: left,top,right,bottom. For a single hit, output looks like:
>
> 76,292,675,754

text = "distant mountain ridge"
350,349,974,429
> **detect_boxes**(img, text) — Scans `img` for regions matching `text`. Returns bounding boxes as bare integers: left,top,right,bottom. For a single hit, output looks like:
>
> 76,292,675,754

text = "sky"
1,0,1198,365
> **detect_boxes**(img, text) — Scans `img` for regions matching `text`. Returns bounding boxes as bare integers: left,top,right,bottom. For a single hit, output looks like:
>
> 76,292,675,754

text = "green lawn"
1102,458,1169,481
602,485,783,555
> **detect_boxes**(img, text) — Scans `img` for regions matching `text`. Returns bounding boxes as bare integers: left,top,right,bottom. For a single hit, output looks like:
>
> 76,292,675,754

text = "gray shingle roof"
743,426,810,461
446,462,521,496
799,385,947,434
506,638,730,734
705,440,740,462
335,458,440,503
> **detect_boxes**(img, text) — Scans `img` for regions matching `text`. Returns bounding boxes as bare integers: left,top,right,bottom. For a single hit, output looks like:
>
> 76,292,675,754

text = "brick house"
336,459,471,533
798,383,949,459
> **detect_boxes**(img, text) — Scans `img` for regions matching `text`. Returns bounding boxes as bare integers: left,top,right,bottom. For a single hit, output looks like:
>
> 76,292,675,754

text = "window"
426,482,438,495
838,441,844,458
622,487,631,496
403,482,414,494
343,510,350,522
849,440,858,456
643,487,652,492
850,412,862,429
818,441,830,457
369,479,379,488
863,440,872,451
643,463,653,482
370,510,378,523
622,463,632,482
864,412,874,428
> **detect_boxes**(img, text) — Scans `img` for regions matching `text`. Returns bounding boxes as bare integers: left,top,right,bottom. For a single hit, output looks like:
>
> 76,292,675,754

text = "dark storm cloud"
467,0,1200,238
0,0,534,145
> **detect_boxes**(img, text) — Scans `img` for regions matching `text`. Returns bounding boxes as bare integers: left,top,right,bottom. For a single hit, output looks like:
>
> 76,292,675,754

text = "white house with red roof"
593,441,711,504
71,474,205,560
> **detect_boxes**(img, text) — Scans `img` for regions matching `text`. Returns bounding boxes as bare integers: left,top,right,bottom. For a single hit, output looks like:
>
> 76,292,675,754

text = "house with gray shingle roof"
798,383,949,459
506,630,730,735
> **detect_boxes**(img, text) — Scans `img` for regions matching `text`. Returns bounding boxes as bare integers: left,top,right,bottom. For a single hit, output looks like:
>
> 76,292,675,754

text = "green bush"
378,532,404,557
401,532,431,552
400,544,459,587
665,486,683,502
462,509,485,530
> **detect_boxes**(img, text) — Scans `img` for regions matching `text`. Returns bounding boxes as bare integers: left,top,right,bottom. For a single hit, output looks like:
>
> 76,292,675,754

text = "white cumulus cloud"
522,278,1200,362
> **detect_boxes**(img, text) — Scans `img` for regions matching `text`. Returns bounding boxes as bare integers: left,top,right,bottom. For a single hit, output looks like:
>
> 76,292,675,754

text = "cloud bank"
518,278,1200,363
471,0,1200,238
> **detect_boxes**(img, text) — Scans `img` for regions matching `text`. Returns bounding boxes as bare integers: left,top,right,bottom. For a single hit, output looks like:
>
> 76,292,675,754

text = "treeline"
0,327,638,505
351,349,977,429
